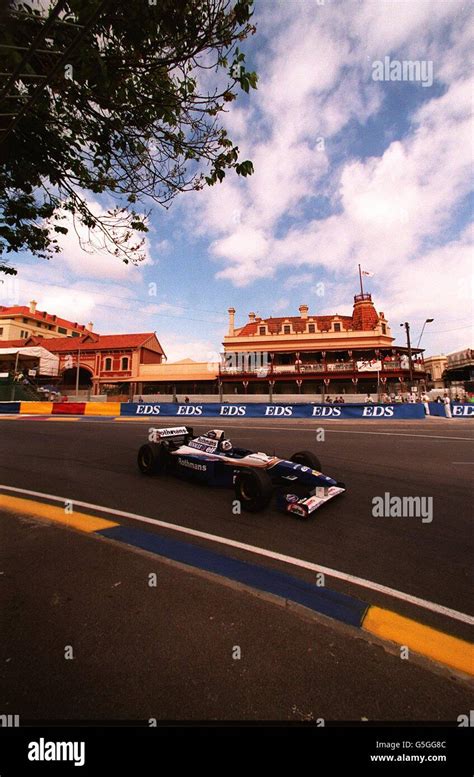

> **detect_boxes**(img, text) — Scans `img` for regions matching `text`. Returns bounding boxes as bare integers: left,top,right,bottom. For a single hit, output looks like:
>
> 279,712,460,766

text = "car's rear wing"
149,426,193,443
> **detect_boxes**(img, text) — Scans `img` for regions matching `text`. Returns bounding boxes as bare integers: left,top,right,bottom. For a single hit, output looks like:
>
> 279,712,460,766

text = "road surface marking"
0,493,118,533
362,607,473,676
1,484,472,627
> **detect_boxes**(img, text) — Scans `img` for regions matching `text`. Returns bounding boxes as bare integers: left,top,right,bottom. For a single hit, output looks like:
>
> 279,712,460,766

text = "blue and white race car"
137,426,345,517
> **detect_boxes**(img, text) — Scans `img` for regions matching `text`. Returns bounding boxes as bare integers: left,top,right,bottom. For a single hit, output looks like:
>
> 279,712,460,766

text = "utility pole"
75,346,81,397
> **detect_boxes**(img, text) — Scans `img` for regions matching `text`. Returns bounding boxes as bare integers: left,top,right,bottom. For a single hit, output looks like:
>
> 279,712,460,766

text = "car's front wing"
276,484,345,518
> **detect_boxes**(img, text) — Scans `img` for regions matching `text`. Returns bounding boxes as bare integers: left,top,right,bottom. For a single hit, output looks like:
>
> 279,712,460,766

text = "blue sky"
3,0,472,360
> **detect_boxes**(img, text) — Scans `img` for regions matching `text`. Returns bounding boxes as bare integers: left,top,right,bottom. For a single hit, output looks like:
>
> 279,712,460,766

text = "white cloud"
284,273,313,289
160,334,220,363
51,197,152,281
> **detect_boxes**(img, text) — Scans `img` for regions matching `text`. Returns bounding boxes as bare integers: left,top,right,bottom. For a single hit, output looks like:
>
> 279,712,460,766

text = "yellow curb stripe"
0,494,118,533
362,606,474,676
84,402,121,416
20,402,53,414
46,417,80,421
114,416,150,421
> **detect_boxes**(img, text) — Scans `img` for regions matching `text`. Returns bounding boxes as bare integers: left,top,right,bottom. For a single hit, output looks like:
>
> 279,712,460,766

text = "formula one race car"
137,426,345,517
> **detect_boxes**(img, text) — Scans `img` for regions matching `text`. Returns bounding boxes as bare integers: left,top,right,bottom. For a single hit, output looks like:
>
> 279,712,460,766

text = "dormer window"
259,326,266,335
283,324,291,334
382,323,386,334
308,323,315,334
333,322,341,332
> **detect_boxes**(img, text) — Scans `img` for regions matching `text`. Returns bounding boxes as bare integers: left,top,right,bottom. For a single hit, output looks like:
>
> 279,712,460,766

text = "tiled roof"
19,333,162,353
237,315,354,336
0,305,96,333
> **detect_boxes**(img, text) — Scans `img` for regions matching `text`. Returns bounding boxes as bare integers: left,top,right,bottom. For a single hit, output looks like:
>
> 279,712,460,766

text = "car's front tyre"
234,469,273,513
290,450,322,471
137,443,167,475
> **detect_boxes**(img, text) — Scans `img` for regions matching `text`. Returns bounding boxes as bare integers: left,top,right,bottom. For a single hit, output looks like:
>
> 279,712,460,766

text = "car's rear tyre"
290,450,322,471
234,469,273,513
137,443,167,475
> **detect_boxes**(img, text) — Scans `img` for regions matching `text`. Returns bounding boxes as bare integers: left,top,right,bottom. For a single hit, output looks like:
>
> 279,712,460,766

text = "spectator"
137,396,144,403
421,391,430,415
454,394,461,402
339,395,345,403
325,395,332,403
365,393,373,403
184,396,190,403
443,392,452,418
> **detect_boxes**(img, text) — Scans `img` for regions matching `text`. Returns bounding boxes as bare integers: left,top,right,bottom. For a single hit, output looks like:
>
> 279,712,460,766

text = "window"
22,318,29,323
382,323,386,334
121,357,129,370
20,330,28,338
283,325,291,334
259,326,266,335
71,331,80,337
104,358,112,371
58,327,67,334
333,322,341,332
0,327,3,335
308,324,315,333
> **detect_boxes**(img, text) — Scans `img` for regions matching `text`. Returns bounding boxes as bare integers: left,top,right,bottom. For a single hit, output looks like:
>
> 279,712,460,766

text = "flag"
361,269,374,277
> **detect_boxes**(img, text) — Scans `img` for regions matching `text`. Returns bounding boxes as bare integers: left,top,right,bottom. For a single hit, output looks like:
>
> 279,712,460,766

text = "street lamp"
416,318,434,348
400,322,413,385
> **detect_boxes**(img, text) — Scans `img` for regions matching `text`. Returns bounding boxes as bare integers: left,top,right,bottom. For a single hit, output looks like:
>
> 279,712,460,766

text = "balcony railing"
220,358,425,376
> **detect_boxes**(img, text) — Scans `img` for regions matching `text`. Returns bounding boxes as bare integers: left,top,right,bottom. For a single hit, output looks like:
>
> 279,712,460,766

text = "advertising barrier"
1,401,471,419
120,402,426,419
429,402,474,418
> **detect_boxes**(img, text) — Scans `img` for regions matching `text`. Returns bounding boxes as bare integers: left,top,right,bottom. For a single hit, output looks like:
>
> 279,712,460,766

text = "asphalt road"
1,417,473,722
1,418,472,639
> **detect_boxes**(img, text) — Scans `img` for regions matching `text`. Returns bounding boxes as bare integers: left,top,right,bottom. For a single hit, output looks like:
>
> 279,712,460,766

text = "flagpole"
358,264,364,295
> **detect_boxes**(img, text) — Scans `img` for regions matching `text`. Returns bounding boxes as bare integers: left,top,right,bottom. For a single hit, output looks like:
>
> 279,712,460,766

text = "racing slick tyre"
234,469,273,513
290,450,322,471
137,443,167,475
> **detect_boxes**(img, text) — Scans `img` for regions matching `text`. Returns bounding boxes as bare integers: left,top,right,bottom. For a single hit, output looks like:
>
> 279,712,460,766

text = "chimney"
299,304,308,320
29,300,37,314
86,322,94,332
228,307,236,336
248,312,256,322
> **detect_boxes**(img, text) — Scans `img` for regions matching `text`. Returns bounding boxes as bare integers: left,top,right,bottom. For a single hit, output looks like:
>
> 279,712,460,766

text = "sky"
2,0,473,361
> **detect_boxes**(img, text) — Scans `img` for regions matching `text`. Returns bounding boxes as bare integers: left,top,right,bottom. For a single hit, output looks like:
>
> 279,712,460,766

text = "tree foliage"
0,0,257,274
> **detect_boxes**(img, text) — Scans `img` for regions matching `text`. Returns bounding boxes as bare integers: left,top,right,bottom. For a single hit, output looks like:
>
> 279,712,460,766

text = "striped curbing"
1,492,473,677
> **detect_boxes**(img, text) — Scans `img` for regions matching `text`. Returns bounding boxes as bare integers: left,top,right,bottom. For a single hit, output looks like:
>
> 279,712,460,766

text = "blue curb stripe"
97,525,369,628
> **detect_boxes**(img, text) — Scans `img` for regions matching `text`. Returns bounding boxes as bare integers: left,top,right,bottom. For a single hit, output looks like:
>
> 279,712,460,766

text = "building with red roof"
1,330,165,397
0,300,97,341
221,294,427,396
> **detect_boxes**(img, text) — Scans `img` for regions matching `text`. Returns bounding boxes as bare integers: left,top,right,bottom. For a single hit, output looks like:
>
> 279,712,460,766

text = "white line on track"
220,426,474,442
2,484,472,627
1,416,472,440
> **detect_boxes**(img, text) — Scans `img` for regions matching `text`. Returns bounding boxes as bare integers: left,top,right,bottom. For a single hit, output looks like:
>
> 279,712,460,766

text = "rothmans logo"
28,738,85,767
178,457,206,471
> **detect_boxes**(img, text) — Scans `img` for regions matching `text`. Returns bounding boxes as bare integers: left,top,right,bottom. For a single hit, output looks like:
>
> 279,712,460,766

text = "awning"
0,346,59,376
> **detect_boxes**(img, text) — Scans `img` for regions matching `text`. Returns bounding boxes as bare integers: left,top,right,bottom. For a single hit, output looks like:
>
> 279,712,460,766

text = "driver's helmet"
221,439,233,452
